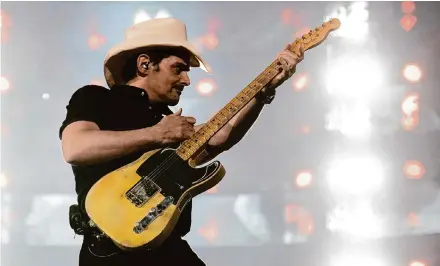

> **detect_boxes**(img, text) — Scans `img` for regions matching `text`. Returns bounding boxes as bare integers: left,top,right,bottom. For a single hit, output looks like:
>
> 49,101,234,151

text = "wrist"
143,126,166,147
255,90,276,105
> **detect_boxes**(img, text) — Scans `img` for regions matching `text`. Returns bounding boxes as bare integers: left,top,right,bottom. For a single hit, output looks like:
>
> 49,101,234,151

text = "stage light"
406,212,420,227
87,33,105,51
325,154,384,195
41,93,50,100
410,260,427,266
206,185,219,194
401,113,419,131
293,73,308,92
400,14,417,32
0,172,7,188
330,253,385,266
196,78,216,96
325,104,372,140
328,200,383,238
325,2,369,42
133,9,151,25
197,218,219,243
0,76,10,92
403,64,422,83
401,1,416,14
200,33,219,50
284,204,314,235
295,170,312,188
401,92,420,116
326,55,384,100
404,161,425,179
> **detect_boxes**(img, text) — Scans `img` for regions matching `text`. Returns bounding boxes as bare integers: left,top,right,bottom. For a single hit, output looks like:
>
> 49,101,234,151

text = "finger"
170,108,182,116
185,116,197,124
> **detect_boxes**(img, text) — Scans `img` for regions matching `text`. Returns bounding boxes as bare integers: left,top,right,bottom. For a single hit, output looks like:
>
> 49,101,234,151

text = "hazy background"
2,1,440,266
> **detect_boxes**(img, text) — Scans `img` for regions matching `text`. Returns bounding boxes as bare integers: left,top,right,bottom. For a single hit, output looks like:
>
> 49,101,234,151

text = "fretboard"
175,60,283,161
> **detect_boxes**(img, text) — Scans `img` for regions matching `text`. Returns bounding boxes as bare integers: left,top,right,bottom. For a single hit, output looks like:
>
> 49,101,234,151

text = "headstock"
291,18,341,55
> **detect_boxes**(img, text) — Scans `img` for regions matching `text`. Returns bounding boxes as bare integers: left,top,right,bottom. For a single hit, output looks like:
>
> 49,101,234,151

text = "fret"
231,98,244,107
176,58,285,161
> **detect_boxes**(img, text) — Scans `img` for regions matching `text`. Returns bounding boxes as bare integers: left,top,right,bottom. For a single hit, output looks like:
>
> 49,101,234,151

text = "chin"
166,96,180,106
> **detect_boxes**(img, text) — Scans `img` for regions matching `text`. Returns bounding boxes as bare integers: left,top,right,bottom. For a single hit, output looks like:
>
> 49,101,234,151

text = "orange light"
295,170,312,188
403,64,422,83
295,28,311,39
206,185,219,194
406,212,420,227
208,18,221,33
196,78,217,96
404,161,425,179
281,8,293,25
197,218,219,243
401,114,419,131
87,33,106,50
300,125,311,134
292,73,309,92
401,92,420,116
200,33,219,50
284,204,314,235
400,14,417,32
401,1,416,14
410,260,427,266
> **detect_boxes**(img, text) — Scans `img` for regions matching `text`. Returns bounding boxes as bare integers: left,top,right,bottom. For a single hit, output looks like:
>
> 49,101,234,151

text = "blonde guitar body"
85,147,225,250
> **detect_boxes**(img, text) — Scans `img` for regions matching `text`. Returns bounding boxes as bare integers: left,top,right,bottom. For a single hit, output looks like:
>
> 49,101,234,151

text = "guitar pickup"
133,196,174,234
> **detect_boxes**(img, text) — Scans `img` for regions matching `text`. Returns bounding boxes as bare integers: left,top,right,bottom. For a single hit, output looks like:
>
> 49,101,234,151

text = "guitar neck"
175,59,284,161
174,17,341,161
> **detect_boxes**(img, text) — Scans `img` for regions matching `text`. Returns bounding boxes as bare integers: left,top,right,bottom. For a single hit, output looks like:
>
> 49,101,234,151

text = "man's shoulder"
68,85,110,104
72,84,110,97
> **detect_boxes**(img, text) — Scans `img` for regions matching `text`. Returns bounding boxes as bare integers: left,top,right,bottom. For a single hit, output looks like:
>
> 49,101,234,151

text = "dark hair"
121,46,190,83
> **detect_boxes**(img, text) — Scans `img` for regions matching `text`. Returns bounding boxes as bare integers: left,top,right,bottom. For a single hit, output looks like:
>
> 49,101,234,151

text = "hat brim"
104,38,212,88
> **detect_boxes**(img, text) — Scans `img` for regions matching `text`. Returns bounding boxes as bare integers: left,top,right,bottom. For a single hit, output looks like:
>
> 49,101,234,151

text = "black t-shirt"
59,84,193,238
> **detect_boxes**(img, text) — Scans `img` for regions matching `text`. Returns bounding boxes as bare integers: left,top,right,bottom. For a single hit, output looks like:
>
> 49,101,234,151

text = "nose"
180,72,190,86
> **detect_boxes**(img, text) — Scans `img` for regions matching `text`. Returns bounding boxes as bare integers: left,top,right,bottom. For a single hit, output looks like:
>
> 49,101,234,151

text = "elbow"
62,141,87,166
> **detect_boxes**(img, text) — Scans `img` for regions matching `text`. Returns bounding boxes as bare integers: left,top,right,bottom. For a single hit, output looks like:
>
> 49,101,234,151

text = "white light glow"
328,200,384,238
0,77,10,92
325,154,384,195
42,93,50,100
403,64,422,83
330,253,385,266
326,2,369,42
134,9,151,25
326,104,372,140
326,55,384,100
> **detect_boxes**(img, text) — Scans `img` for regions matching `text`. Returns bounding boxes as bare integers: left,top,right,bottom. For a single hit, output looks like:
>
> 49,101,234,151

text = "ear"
137,54,151,76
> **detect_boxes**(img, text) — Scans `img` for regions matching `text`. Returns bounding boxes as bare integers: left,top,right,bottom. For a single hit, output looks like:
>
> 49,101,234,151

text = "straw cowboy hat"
104,18,211,88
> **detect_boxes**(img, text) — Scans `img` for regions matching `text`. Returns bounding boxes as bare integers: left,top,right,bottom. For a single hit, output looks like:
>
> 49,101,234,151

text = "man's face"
146,52,191,106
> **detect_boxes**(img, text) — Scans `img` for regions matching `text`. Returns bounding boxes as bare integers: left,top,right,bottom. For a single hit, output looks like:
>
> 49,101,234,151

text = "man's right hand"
155,108,196,145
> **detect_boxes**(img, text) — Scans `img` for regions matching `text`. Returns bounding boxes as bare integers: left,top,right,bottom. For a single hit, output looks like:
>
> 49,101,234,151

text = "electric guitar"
85,18,341,251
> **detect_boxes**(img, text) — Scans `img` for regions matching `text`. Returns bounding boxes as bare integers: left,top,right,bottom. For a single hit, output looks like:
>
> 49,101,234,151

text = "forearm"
62,126,164,166
221,96,266,148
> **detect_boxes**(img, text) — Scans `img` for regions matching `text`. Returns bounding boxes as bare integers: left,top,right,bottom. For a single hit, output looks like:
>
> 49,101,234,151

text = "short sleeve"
59,85,109,139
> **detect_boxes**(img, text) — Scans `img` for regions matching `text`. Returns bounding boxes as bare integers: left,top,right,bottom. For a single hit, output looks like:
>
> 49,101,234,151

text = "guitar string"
130,59,285,197
131,61,281,197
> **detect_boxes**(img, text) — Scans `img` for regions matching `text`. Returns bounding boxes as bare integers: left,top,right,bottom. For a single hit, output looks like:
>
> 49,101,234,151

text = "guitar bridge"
126,178,160,207
133,196,174,234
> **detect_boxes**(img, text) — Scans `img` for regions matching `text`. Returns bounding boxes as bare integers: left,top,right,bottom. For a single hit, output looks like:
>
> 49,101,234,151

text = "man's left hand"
261,43,305,97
